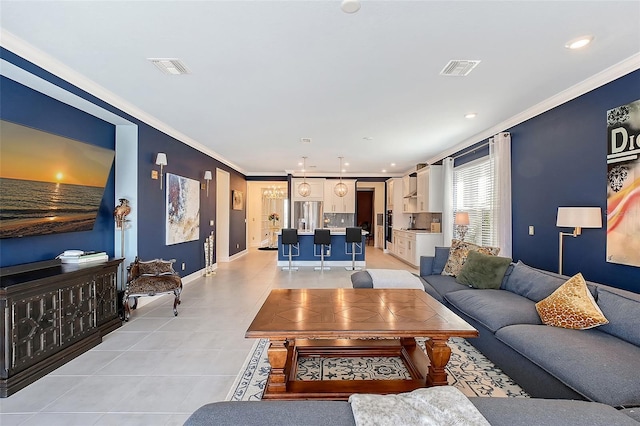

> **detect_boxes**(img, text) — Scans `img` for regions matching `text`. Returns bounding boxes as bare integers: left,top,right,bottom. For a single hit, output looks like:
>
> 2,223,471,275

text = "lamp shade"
204,170,212,180
155,152,167,166
454,212,470,225
556,207,602,228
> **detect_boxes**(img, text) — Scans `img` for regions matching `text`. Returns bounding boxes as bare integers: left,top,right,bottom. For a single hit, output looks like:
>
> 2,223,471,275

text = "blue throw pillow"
502,261,566,302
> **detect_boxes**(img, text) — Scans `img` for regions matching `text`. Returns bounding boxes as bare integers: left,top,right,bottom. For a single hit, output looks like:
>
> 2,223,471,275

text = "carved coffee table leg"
266,339,289,394
425,337,451,386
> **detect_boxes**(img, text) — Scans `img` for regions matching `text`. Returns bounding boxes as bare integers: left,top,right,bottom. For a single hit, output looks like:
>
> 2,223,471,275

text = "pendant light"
334,156,348,197
298,156,311,197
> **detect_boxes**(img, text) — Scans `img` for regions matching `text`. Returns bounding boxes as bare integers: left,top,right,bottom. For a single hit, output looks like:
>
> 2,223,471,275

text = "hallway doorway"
357,189,374,243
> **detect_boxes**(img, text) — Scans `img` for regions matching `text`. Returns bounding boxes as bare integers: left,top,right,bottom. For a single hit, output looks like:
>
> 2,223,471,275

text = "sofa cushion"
495,324,640,406
455,251,513,289
501,261,567,302
470,398,640,426
442,239,500,277
596,286,640,346
535,273,609,330
185,401,356,426
350,271,373,288
422,275,469,299
432,246,450,274
445,289,542,333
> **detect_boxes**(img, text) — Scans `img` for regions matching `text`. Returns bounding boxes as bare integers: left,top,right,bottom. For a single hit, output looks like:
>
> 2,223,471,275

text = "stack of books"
59,251,109,264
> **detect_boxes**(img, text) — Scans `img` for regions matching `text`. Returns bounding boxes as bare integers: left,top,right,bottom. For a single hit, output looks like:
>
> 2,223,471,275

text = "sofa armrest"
420,256,435,277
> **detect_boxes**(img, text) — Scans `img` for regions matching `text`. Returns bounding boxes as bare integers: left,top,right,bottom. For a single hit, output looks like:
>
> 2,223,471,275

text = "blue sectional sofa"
410,249,640,407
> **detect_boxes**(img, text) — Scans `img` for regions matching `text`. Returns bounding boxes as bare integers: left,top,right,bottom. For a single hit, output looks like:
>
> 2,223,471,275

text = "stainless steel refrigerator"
293,201,323,231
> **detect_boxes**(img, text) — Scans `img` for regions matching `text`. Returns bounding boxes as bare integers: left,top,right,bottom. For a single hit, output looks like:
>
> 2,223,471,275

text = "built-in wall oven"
386,210,392,243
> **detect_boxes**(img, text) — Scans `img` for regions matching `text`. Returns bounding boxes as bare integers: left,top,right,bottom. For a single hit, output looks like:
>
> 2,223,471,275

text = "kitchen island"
277,228,367,268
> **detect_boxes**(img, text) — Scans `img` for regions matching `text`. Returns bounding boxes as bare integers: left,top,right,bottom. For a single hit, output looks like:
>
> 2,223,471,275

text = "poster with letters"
606,99,640,266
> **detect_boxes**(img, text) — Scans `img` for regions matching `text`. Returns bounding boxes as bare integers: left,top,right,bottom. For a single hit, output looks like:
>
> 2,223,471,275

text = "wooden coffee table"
246,288,478,400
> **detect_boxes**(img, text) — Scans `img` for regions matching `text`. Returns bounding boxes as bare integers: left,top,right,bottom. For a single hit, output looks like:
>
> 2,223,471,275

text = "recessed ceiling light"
344,162,350,166
465,113,477,119
565,35,594,50
341,0,361,14
382,169,387,173
390,163,396,167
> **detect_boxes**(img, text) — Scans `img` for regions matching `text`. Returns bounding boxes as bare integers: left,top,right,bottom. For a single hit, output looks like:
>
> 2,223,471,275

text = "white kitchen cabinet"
402,175,417,213
390,230,444,268
386,178,395,208
375,225,385,248
323,179,356,213
291,178,325,201
416,165,443,212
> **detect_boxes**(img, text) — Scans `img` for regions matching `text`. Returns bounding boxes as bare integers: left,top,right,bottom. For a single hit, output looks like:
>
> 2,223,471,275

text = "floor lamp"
556,207,602,275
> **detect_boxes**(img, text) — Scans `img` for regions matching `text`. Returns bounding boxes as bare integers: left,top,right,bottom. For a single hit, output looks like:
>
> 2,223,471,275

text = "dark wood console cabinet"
0,258,123,397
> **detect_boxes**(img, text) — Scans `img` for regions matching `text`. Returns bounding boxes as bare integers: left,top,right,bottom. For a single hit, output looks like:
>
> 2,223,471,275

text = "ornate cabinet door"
94,266,119,328
60,278,96,346
9,289,61,374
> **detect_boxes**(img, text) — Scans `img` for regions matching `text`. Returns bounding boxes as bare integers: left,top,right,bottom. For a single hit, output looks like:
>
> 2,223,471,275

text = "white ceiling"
1,1,639,177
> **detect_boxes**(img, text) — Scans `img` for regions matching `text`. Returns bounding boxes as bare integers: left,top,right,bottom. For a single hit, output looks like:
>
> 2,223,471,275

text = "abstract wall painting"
606,99,640,267
232,190,244,210
166,173,200,245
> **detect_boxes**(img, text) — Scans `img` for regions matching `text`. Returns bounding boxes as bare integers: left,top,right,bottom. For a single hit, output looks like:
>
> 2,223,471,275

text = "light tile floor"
0,247,416,425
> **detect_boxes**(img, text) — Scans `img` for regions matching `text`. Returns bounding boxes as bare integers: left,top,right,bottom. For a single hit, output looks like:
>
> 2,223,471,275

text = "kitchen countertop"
396,228,442,234
278,228,369,235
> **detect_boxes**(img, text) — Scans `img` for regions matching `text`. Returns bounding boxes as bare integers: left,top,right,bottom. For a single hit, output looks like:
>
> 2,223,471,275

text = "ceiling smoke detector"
148,58,190,75
440,60,481,77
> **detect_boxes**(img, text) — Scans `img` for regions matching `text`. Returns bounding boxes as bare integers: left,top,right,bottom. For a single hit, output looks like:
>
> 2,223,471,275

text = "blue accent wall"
1,48,247,273
0,76,116,266
510,70,640,292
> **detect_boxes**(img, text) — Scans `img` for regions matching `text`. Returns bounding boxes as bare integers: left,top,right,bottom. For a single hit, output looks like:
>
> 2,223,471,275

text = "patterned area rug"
226,337,529,401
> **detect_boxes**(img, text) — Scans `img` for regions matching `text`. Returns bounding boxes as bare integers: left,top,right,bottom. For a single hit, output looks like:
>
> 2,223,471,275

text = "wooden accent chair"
123,257,182,321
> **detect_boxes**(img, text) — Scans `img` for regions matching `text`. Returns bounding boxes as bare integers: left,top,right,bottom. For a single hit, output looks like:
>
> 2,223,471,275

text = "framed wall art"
166,173,200,245
606,99,640,267
232,190,244,210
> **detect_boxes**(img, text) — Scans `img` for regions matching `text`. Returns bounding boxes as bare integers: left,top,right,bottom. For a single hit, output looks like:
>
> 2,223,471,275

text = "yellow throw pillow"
535,273,609,330
441,239,500,277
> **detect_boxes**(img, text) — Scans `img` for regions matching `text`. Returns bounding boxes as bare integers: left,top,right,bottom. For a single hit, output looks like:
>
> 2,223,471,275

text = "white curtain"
442,157,454,247
490,132,512,257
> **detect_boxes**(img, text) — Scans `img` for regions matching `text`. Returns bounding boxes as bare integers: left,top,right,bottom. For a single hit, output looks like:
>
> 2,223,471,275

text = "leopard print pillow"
441,239,500,277
535,273,609,330
138,259,175,276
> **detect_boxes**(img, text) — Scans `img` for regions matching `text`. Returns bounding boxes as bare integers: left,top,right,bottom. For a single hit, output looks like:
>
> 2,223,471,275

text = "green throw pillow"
455,250,512,289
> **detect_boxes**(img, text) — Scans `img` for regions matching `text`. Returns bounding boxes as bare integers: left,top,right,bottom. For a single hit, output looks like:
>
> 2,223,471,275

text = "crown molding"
428,53,640,164
1,29,247,175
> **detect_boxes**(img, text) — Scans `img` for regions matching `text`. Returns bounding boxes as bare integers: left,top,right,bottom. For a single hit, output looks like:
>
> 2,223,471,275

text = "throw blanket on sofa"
366,269,424,289
348,386,490,426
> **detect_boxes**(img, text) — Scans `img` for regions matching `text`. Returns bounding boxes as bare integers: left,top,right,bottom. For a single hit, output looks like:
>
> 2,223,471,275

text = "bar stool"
313,229,332,271
281,228,299,271
345,227,363,271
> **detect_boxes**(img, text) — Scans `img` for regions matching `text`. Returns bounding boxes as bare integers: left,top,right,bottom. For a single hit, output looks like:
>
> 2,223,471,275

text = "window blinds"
453,156,497,247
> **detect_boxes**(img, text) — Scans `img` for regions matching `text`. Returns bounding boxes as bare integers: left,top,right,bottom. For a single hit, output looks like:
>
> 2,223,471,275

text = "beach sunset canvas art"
0,120,115,238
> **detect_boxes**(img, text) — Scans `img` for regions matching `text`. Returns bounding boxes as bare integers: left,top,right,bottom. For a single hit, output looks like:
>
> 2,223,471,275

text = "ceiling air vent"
440,60,481,77
300,138,312,143
148,58,190,75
